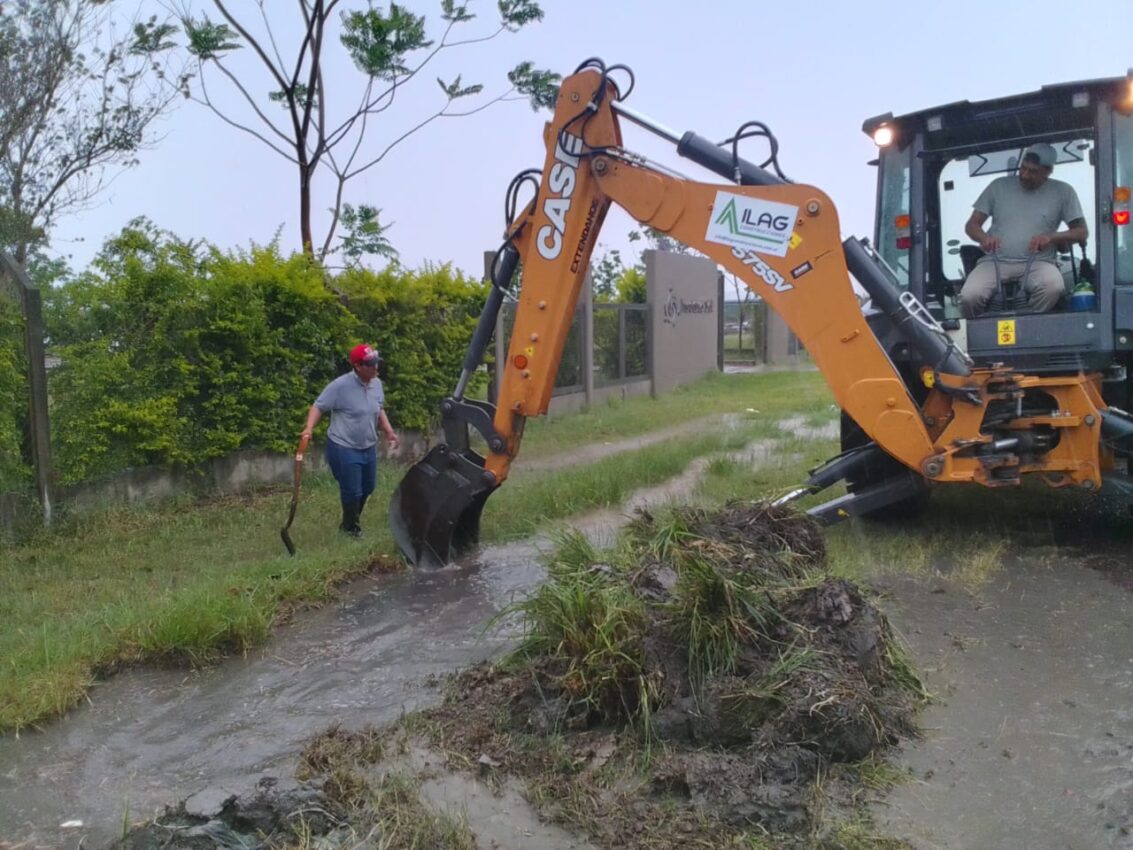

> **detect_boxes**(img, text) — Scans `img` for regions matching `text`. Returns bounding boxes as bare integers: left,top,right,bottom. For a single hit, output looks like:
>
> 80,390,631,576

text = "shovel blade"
389,444,497,568
280,497,299,555
280,525,297,556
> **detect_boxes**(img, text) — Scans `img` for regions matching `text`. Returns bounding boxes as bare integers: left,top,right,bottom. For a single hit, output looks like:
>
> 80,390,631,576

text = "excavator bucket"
389,248,515,568
388,443,498,568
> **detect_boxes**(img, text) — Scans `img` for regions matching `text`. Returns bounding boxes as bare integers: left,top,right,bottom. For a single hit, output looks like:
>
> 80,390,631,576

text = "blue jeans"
325,438,377,503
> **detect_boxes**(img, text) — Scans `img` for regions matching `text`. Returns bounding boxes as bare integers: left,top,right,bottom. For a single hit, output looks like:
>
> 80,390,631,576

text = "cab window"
937,139,1096,285
876,145,911,289
1116,111,1133,283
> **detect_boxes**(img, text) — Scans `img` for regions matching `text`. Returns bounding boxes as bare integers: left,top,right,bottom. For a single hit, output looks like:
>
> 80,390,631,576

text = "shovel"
280,433,312,556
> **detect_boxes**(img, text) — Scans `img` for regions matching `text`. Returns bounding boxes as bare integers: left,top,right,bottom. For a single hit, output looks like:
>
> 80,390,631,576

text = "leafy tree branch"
0,0,187,262
177,0,558,265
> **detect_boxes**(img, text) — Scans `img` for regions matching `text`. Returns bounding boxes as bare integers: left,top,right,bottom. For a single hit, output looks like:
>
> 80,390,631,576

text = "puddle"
776,414,839,442
418,771,598,850
390,744,600,850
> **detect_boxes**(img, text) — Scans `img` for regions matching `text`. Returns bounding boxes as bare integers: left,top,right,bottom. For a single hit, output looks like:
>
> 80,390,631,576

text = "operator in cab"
959,143,1089,318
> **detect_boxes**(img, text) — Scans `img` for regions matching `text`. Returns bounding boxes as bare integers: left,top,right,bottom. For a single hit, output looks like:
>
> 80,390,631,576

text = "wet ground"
3,413,1133,848
0,547,540,850
872,555,1133,850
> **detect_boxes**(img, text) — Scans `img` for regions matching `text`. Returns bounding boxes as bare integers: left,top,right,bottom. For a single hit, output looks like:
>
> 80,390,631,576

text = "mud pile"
107,777,337,850
413,501,924,847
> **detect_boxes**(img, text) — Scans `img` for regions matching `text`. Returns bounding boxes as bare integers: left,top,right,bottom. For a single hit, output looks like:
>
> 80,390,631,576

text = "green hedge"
36,221,488,485
0,293,29,491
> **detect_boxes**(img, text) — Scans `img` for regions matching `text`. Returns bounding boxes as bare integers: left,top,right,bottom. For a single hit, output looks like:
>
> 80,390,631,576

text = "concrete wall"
646,250,722,395
56,435,428,517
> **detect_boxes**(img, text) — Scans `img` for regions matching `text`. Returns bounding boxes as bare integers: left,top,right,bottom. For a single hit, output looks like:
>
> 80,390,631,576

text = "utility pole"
1,252,53,524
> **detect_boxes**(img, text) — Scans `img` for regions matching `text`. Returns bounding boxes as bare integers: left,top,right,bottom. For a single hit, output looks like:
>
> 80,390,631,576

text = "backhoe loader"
389,58,1133,568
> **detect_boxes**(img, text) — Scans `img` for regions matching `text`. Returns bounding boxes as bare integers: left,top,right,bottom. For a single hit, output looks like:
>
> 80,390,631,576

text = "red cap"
348,344,380,366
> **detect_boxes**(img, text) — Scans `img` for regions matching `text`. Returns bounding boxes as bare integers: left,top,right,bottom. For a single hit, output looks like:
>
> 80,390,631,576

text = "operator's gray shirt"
314,371,385,450
974,175,1084,263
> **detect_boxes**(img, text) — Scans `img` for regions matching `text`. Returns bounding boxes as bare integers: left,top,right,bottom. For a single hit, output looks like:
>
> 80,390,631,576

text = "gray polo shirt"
314,371,385,450
974,175,1084,263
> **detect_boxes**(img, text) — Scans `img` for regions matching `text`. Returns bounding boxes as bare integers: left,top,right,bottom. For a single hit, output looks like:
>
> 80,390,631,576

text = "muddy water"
872,557,1133,850
0,550,540,849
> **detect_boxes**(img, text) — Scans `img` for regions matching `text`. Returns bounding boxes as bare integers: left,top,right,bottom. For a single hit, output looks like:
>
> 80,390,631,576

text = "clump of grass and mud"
116,501,924,850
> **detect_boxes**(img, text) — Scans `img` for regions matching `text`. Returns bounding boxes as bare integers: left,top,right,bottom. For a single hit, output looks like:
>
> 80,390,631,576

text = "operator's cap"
1023,143,1057,168
349,343,380,366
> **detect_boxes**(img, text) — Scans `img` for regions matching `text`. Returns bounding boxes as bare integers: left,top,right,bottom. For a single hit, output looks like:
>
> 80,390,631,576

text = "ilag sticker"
706,192,798,258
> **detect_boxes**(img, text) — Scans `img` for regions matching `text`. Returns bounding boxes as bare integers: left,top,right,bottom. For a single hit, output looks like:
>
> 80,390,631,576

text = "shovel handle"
281,433,312,556
294,433,311,472
296,432,312,459
289,433,312,501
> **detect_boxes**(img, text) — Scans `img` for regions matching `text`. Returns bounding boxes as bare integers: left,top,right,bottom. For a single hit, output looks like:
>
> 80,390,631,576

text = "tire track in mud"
512,414,738,474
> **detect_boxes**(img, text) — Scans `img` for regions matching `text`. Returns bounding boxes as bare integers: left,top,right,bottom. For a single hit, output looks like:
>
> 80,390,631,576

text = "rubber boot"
339,499,362,538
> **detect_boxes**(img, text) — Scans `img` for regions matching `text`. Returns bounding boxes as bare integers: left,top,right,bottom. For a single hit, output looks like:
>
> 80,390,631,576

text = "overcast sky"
49,0,1133,280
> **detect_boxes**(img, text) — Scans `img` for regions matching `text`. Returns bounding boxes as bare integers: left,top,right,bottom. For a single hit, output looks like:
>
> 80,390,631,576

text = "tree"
615,265,645,304
727,270,759,356
0,0,185,263
179,0,558,264
591,246,624,301
629,225,698,258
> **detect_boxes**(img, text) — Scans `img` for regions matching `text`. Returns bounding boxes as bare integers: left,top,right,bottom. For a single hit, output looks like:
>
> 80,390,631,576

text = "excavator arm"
389,60,1106,567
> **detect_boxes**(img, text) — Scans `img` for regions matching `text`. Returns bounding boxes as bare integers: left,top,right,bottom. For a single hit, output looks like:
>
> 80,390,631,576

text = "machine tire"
840,411,931,520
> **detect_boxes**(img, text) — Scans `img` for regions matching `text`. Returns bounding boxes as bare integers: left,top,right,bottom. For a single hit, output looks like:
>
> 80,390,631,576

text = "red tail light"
894,214,911,251
1115,187,1130,225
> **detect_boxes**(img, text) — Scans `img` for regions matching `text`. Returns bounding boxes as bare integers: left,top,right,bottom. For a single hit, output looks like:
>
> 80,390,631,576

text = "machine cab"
865,73,1133,392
